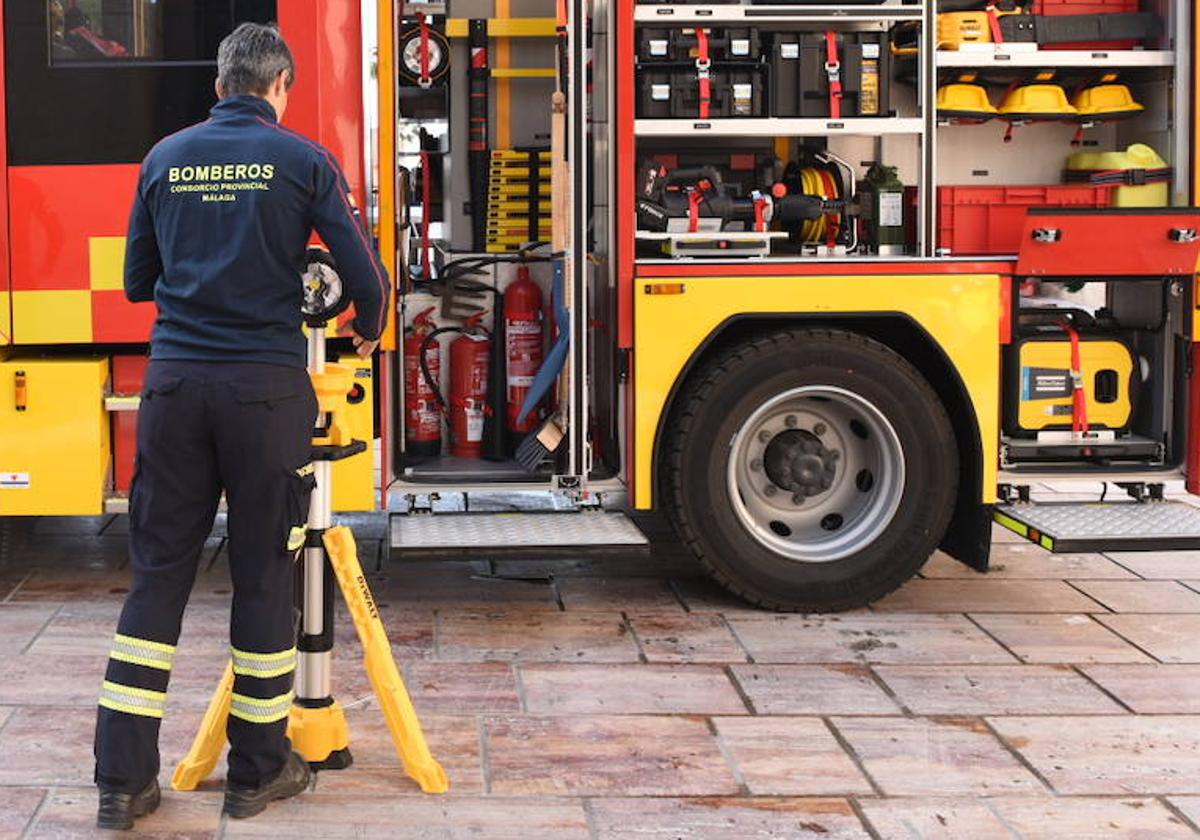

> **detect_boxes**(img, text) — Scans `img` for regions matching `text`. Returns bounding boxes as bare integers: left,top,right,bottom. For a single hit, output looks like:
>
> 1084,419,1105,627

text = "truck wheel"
662,328,958,612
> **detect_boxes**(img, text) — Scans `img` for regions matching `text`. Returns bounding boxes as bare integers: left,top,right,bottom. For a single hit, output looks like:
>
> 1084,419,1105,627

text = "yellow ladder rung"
490,68,556,79
489,149,551,160
445,17,556,38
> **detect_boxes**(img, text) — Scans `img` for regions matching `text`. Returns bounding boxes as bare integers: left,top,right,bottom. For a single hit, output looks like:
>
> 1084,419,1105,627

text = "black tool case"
637,67,767,118
768,31,892,118
637,27,763,63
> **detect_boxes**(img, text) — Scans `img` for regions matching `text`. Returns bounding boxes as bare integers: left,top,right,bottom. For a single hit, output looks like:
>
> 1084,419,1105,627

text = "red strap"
695,28,711,119
818,169,839,249
687,189,703,233
986,6,1005,43
1060,321,1090,435
420,149,433,279
1003,122,1015,143
753,194,768,232
417,13,432,87
824,32,842,119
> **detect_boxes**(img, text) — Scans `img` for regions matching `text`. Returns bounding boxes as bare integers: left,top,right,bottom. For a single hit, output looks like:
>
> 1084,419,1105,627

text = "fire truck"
2,0,1200,611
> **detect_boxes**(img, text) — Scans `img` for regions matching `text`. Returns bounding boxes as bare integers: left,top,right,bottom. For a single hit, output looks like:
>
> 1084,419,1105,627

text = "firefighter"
93,23,389,830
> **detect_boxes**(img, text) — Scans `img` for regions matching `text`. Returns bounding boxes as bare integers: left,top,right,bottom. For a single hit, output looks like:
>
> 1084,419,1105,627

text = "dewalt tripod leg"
288,462,352,770
171,662,233,791
322,526,449,793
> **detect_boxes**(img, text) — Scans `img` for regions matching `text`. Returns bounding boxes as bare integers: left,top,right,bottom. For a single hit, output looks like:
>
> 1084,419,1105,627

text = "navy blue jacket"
124,95,390,367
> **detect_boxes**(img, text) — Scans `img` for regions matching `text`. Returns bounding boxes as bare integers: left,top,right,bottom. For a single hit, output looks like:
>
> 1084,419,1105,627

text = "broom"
515,89,570,471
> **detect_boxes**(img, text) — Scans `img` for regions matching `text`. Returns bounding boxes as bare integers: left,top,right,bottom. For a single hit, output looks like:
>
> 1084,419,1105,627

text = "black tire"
661,328,958,612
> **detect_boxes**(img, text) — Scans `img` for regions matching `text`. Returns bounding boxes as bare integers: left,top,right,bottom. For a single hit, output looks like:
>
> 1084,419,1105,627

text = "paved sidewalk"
0,513,1197,838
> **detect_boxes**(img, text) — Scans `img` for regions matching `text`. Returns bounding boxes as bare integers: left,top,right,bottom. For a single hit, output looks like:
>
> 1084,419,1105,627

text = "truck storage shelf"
936,49,1175,68
636,117,924,137
634,4,924,22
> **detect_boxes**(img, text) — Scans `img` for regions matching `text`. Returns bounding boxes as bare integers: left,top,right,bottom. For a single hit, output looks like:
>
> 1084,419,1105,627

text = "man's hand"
339,322,380,358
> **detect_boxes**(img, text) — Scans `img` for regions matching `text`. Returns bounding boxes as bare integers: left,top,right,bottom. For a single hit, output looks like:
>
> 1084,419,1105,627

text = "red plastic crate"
937,185,1111,256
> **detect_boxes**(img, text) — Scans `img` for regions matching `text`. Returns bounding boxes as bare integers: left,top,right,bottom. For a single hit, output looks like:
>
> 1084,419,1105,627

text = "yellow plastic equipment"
936,9,1021,48
1071,84,1144,121
1007,335,1135,434
311,364,355,446
997,84,1077,120
323,526,449,794
937,83,998,122
1066,143,1170,207
171,663,233,791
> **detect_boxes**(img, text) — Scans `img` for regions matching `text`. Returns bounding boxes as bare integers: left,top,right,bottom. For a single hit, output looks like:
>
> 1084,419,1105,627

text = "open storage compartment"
382,0,622,500
999,209,1200,475
631,5,931,261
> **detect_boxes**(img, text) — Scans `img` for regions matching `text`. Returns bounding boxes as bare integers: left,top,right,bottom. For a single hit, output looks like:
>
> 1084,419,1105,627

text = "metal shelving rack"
630,2,935,258
930,0,1192,245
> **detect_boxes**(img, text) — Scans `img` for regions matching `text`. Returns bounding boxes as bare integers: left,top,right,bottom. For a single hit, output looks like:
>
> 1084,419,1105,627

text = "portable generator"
1003,327,1137,438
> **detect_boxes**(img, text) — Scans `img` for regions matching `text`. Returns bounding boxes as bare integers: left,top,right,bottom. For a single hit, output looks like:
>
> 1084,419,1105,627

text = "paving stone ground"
1,508,1198,839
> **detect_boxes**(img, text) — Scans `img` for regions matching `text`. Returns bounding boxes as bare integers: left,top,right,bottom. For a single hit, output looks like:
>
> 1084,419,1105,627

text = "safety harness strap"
752,192,768,232
985,5,1006,43
695,28,712,119
1060,321,1090,435
1067,166,1174,187
687,189,704,233
417,12,432,88
824,31,842,119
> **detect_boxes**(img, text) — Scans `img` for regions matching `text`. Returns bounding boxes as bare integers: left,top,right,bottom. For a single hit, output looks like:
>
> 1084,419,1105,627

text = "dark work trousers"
94,360,317,793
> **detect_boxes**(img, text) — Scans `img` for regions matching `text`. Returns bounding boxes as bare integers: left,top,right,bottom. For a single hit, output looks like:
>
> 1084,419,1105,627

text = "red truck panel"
1016,209,1200,277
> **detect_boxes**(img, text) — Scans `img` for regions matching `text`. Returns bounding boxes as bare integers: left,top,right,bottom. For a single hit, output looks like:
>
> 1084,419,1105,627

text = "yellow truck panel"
331,355,377,512
633,273,1004,508
0,355,110,515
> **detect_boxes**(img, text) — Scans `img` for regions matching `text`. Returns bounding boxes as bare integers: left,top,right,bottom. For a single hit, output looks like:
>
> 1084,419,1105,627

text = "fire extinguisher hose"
418,326,464,415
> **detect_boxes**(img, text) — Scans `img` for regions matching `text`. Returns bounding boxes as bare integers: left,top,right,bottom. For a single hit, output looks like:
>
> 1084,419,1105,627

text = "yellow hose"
797,166,839,244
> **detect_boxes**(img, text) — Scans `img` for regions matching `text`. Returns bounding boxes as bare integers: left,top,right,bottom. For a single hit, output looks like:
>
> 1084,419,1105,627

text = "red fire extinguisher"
449,313,490,459
505,266,544,435
404,307,442,458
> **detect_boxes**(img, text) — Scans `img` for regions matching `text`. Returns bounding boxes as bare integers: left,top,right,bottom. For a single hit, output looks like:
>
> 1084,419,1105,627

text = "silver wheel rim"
726,385,906,563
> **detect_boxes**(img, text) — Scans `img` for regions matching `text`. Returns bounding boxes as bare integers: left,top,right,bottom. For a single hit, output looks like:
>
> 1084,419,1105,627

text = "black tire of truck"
662,327,959,612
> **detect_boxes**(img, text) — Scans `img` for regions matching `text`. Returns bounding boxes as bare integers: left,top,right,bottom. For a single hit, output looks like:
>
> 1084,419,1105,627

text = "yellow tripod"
172,274,448,795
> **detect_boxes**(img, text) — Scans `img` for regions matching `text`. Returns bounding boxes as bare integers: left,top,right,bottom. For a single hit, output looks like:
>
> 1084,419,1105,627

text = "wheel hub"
728,386,906,564
762,430,837,498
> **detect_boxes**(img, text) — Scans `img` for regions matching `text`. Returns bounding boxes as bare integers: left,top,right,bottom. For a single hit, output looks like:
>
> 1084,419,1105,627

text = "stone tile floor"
0,509,1198,838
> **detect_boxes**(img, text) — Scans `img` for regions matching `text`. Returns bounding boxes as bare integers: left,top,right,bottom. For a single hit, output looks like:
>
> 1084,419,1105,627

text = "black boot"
97,778,162,830
223,750,311,819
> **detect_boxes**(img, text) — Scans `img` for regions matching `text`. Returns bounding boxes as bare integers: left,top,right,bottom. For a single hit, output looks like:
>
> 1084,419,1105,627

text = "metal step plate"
391,511,649,551
995,501,1200,552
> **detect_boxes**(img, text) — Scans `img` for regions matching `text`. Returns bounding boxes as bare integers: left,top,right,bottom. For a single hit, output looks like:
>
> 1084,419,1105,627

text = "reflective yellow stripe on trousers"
231,646,297,679
98,680,167,719
108,633,176,671
229,691,294,724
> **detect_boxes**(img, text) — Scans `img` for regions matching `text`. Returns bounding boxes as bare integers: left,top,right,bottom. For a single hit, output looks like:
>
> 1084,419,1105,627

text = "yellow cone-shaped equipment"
1071,84,1144,121
937,83,998,122
998,84,1077,121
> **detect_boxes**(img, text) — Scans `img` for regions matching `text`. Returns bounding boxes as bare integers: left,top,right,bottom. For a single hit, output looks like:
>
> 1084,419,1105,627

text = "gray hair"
216,23,295,96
